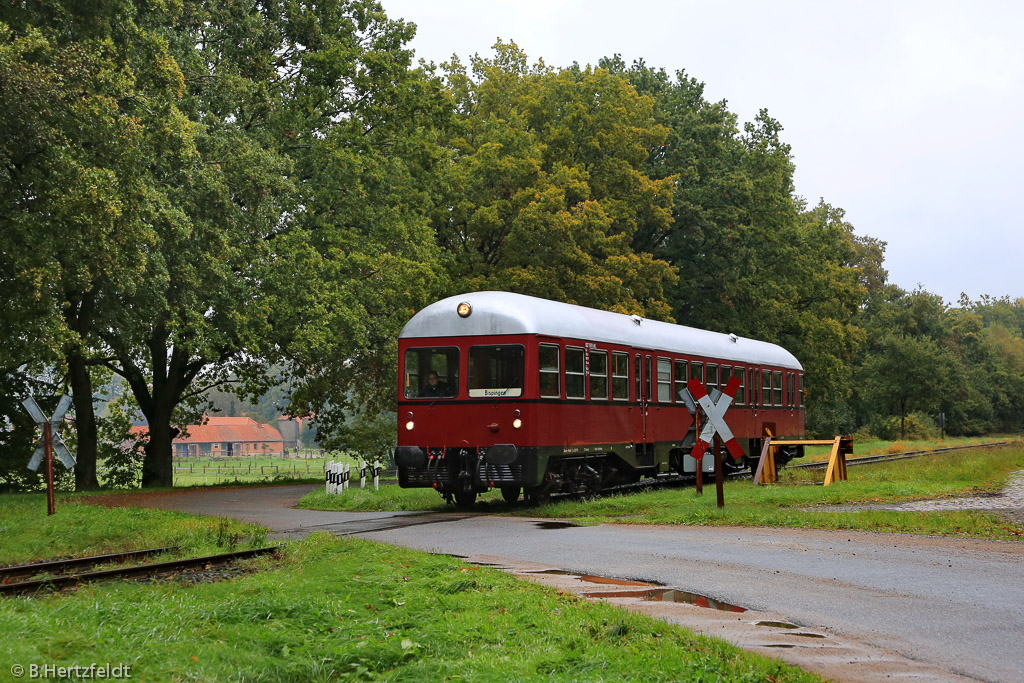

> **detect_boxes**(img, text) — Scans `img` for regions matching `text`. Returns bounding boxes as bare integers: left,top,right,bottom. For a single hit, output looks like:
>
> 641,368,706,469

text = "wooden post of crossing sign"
683,377,745,509
23,395,75,516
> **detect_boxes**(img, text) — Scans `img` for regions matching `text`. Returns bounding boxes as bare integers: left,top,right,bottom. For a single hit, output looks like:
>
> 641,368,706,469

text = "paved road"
134,484,1024,682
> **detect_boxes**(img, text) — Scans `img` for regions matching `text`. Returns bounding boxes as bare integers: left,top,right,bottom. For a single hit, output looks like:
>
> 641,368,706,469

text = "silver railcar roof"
400,292,802,370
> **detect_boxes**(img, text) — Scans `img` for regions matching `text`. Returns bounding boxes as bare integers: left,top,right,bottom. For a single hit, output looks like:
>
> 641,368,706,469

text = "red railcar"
395,292,805,505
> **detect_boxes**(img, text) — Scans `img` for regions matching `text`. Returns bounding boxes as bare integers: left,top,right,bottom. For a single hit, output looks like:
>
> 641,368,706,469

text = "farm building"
132,416,285,457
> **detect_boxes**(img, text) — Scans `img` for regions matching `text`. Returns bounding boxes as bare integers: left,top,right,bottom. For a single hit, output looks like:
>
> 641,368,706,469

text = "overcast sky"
380,0,1023,305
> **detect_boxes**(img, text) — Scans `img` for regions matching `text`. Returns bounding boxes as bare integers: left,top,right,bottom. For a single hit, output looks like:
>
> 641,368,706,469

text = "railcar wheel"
500,486,521,504
454,489,477,509
523,486,549,506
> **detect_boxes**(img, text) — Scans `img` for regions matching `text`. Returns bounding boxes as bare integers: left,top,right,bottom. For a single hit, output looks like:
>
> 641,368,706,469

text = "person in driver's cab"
419,371,450,397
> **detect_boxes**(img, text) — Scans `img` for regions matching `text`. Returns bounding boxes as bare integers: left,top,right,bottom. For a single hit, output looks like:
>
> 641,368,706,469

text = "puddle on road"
582,588,747,613
793,632,826,639
756,620,800,629
535,521,578,530
528,570,653,587
763,644,796,649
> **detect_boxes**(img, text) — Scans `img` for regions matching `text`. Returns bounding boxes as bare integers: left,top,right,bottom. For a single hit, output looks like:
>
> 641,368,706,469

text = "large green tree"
432,43,677,319
2,1,447,488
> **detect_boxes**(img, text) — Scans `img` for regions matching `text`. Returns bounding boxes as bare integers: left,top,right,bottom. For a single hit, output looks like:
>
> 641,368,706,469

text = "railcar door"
633,353,646,448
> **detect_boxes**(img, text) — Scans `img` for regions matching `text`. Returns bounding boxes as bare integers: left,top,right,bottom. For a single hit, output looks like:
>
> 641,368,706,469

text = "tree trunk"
67,351,100,490
141,403,176,488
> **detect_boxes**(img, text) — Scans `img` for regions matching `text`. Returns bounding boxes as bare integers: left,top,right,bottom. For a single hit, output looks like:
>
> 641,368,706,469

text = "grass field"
300,443,1024,540
0,495,267,566
0,500,818,682
167,452,373,487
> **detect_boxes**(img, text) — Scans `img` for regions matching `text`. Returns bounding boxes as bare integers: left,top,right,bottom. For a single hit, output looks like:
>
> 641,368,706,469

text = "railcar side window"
773,370,783,406
657,358,672,402
468,345,524,398
690,361,704,385
674,359,688,400
565,347,586,399
762,369,772,407
733,366,745,405
706,364,719,392
612,352,629,400
590,350,609,400
404,347,459,399
539,344,560,398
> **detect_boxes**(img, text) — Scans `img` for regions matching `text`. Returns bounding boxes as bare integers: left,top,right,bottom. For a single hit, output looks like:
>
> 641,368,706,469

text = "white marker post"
372,461,381,491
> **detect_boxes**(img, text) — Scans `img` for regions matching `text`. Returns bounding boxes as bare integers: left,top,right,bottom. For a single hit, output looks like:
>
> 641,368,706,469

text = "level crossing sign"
23,395,76,471
686,376,745,462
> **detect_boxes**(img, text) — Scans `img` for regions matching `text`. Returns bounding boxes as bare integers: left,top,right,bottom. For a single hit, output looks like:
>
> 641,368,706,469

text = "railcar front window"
590,350,609,400
762,369,772,407
404,347,459,399
799,373,804,407
707,364,719,392
539,344,560,398
773,370,783,406
733,366,745,405
612,352,629,400
657,358,672,403
468,345,525,398
565,347,585,399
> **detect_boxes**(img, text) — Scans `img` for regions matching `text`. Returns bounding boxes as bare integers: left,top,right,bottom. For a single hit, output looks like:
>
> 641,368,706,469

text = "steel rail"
0,546,180,583
790,441,1011,470
0,546,279,597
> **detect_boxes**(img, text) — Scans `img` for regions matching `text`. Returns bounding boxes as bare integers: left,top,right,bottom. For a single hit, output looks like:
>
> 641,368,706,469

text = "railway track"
0,546,279,597
791,440,1011,470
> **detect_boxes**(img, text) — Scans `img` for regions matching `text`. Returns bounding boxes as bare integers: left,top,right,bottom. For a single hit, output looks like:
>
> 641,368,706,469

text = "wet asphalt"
140,484,1024,682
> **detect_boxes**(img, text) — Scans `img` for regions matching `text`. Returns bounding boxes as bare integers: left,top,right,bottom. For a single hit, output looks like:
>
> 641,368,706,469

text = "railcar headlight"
512,418,522,429
405,421,415,431
457,302,472,317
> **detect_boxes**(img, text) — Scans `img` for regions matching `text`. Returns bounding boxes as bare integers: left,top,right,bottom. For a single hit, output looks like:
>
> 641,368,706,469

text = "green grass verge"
0,495,267,566
299,444,1024,540
0,504,819,682
298,486,509,512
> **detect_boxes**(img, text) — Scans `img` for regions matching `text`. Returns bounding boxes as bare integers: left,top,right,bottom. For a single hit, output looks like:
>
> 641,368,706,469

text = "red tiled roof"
130,417,283,444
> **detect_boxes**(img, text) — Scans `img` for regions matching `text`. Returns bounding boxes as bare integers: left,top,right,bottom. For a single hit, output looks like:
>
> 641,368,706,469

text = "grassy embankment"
0,498,818,682
300,441,1024,540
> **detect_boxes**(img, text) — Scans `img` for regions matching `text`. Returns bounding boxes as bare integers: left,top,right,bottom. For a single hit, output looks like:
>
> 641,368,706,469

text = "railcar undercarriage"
396,440,805,508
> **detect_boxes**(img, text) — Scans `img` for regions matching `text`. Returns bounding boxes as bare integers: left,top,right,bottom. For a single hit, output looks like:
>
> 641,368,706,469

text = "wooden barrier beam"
823,436,849,486
753,431,777,485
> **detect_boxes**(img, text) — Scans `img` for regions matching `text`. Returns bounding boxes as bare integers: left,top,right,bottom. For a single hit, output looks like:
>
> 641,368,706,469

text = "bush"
872,412,938,441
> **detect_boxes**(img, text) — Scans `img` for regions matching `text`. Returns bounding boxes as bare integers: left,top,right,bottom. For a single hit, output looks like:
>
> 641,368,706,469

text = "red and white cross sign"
687,376,745,462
